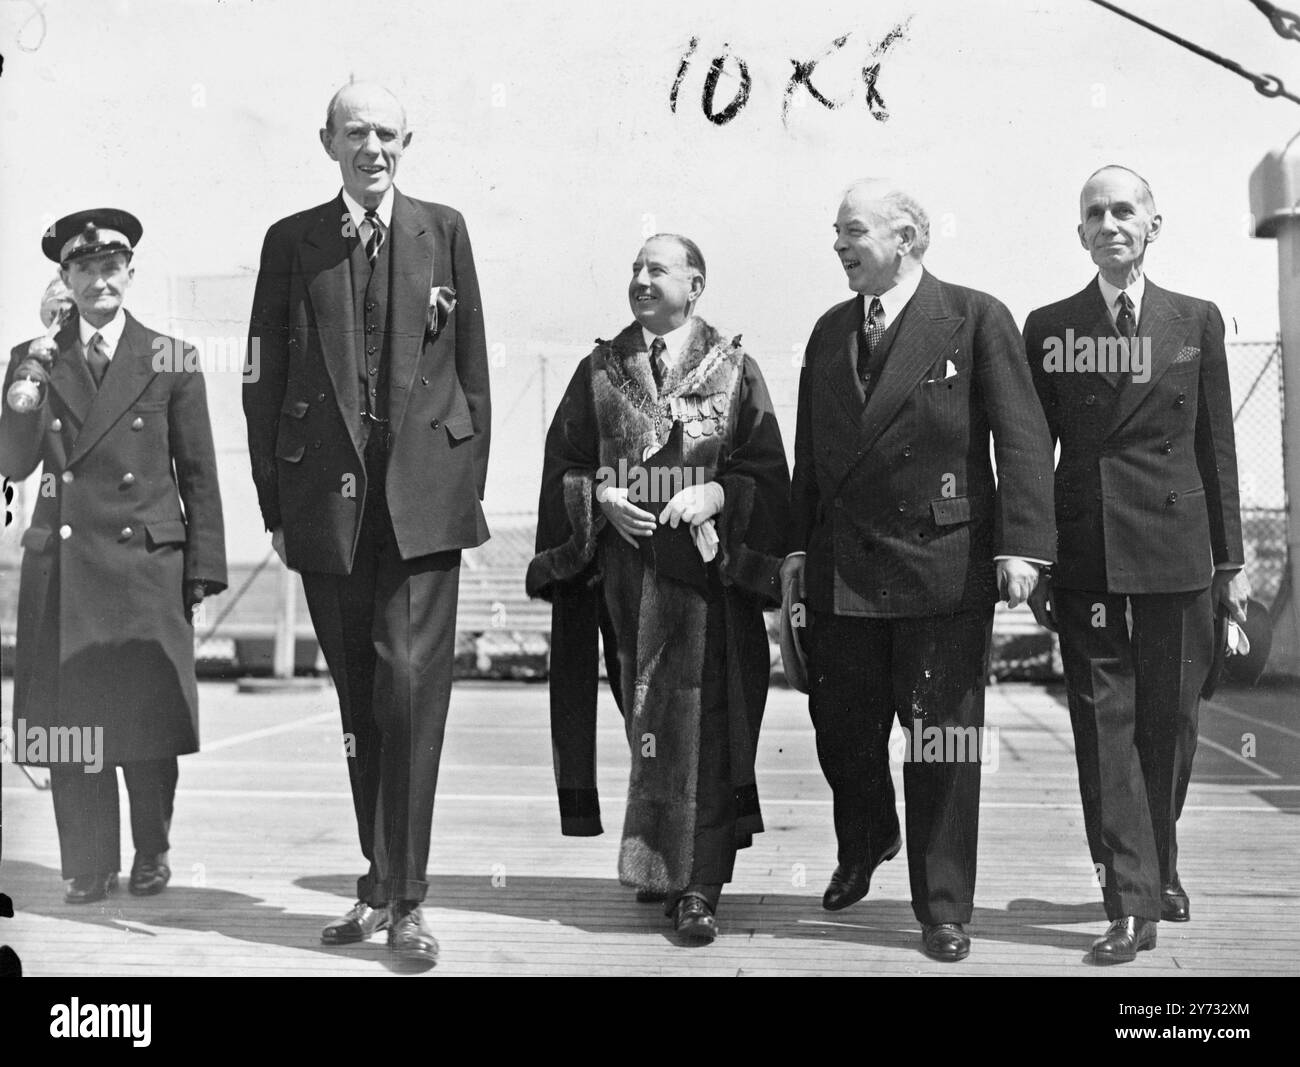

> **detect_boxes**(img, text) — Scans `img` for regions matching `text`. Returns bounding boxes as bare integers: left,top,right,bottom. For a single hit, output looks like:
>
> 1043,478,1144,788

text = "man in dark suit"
243,81,490,965
784,181,1056,962
1024,165,1247,964
0,209,227,904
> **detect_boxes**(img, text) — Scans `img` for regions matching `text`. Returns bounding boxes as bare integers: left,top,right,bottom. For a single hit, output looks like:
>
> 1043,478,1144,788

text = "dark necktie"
86,332,109,388
362,209,384,264
1116,291,1136,341
857,296,886,390
650,336,667,391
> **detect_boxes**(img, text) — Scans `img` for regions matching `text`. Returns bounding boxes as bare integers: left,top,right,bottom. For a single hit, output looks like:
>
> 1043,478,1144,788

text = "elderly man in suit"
0,208,227,904
243,81,490,965
1023,165,1247,964
783,181,1056,962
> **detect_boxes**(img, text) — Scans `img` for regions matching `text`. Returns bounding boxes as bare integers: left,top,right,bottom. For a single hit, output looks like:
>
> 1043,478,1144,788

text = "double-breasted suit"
0,310,227,878
790,269,1055,925
244,188,490,907
1023,278,1243,920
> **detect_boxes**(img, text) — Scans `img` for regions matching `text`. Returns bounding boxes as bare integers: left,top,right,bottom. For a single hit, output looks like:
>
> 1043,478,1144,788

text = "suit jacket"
789,269,1056,616
0,311,227,762
1023,278,1243,593
243,189,490,574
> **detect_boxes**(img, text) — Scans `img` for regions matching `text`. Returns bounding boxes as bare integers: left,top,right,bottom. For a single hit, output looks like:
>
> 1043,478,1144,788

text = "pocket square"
1173,345,1200,364
427,285,457,338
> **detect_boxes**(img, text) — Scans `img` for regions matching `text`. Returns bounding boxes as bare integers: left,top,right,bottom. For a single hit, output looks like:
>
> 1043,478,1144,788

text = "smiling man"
783,181,1055,962
528,234,789,943
243,80,490,966
0,209,226,905
1023,165,1247,963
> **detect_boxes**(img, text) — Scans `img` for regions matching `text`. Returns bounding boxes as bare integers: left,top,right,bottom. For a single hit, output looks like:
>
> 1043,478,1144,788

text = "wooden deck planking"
2,677,1298,976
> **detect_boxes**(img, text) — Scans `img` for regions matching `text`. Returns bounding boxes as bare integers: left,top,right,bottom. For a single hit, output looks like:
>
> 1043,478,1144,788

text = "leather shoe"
1092,916,1158,963
822,834,902,911
321,901,389,946
921,922,970,962
635,889,667,903
672,894,718,942
1161,877,1190,922
65,872,117,904
128,856,171,896
388,904,440,965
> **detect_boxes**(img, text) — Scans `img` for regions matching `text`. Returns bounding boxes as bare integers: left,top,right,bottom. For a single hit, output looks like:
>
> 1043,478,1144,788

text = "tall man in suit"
243,81,490,965
1024,165,1247,963
1,209,226,903
783,182,1056,962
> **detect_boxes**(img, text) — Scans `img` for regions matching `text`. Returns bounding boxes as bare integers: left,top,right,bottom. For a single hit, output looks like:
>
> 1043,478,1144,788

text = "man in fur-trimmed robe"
526,234,789,942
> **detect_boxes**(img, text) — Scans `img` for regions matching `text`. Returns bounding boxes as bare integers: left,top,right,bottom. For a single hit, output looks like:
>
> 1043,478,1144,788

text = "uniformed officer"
0,209,227,903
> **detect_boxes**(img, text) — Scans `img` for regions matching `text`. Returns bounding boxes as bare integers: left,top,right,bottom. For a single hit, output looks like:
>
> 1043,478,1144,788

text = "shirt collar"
1097,272,1146,327
641,317,695,365
78,308,127,358
341,187,395,232
862,266,923,328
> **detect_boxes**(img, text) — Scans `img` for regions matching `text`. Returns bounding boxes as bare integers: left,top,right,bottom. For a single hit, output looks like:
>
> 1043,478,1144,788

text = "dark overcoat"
0,310,228,764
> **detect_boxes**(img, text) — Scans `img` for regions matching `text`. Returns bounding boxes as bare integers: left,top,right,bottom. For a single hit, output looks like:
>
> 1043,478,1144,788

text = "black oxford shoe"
128,857,171,896
321,901,389,946
822,834,903,911
388,905,440,965
1161,877,1190,922
921,922,971,962
65,872,117,905
1092,916,1158,964
673,894,719,942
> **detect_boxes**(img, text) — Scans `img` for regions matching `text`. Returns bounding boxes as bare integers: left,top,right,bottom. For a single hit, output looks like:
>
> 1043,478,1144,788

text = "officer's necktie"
86,332,109,388
362,209,385,264
857,296,886,390
650,336,667,392
1116,291,1137,341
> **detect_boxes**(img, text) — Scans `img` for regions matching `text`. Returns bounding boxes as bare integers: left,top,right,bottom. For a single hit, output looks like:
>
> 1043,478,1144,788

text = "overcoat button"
131,417,144,430
1175,394,1186,407
1161,440,1172,454
902,446,913,458
122,473,135,485
59,524,71,539
897,501,908,512
1166,491,1179,505
430,418,440,430
51,418,63,431
313,440,322,450
1084,395,1097,406
421,376,429,386
61,471,73,484
120,526,133,540
317,393,326,402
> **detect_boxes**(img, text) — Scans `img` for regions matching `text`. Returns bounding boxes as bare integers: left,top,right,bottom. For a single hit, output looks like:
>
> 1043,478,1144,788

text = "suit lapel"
387,191,435,439
1102,279,1182,437
69,312,156,466
857,270,961,455
1082,282,1125,391
47,316,94,429
300,197,363,451
814,300,867,428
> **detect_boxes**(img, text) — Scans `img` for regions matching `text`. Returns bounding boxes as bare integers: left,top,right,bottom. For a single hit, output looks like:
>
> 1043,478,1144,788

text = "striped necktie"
362,209,385,264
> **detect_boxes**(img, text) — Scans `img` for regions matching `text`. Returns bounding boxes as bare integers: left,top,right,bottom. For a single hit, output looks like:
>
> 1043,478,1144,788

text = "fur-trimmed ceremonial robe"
527,318,789,894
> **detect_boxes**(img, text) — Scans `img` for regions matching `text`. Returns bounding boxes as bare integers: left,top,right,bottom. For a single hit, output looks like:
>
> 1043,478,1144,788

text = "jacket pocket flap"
280,399,310,418
931,497,971,526
146,520,188,546
444,413,475,441
20,527,53,553
275,439,306,463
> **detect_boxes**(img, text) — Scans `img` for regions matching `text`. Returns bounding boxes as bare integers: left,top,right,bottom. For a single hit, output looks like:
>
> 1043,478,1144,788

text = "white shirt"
1097,272,1146,331
641,317,695,369
341,187,395,239
79,308,127,361
862,264,924,330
